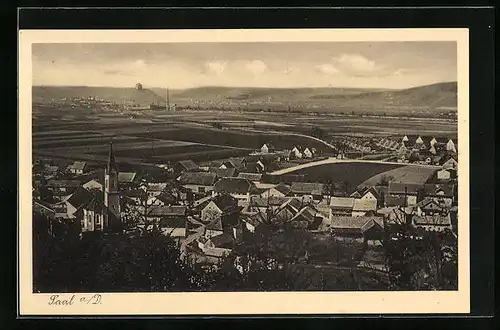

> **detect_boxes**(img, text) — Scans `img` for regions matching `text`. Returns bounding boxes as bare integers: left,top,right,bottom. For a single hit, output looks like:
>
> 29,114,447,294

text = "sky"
32,42,457,89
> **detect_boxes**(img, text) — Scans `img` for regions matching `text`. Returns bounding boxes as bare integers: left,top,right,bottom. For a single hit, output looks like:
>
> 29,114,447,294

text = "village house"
422,183,455,207
352,199,377,217
291,146,304,158
330,216,385,244
261,143,276,154
442,156,458,170
290,182,327,201
200,194,241,238
411,211,452,232
174,159,199,173
213,177,257,201
260,183,293,198
177,172,217,195
67,161,87,175
46,179,81,201
219,157,247,171
245,196,290,214
329,197,355,217
210,167,237,179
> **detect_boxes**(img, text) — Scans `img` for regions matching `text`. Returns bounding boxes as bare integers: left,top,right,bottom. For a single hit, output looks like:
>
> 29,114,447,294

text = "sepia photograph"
19,29,470,315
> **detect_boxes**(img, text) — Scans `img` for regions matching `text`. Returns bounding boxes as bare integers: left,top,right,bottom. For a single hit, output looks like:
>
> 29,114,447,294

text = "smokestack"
166,87,170,111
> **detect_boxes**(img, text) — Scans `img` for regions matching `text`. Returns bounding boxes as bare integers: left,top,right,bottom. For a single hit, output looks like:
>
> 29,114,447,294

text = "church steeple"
107,141,118,173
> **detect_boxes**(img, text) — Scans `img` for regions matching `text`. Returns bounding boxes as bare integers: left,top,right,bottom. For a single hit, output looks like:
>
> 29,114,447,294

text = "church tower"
105,141,121,228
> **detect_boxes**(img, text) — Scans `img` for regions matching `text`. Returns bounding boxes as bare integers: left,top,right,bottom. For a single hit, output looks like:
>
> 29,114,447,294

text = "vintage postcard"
18,28,469,315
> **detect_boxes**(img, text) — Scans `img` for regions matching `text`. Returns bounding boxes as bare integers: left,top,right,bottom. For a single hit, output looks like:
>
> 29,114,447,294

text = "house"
237,172,263,182
261,143,276,154
352,199,377,217
200,194,241,237
177,172,217,195
260,183,293,198
412,212,452,232
148,192,179,206
442,156,458,170
329,197,355,217
242,214,263,233
292,146,303,158
83,179,103,191
330,216,385,242
290,182,327,200
213,178,256,201
68,161,87,175
219,157,246,170
289,206,323,230
388,182,423,206
446,139,457,153
303,147,314,159
211,167,237,179
46,179,81,200
246,196,290,214
437,168,451,180
423,183,455,207
174,160,199,173
144,183,168,198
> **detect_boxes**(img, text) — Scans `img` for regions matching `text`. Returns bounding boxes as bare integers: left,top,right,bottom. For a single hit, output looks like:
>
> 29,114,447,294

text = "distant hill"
320,82,457,109
33,82,457,112
33,86,166,106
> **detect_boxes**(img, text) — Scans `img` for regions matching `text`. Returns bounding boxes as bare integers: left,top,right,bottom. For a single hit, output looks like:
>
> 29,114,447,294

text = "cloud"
316,64,340,75
204,60,227,75
331,53,389,77
284,66,301,75
245,60,268,74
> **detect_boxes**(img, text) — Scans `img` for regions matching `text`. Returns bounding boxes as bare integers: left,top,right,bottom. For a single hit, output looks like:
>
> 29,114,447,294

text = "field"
271,162,405,191
32,101,457,169
358,165,438,187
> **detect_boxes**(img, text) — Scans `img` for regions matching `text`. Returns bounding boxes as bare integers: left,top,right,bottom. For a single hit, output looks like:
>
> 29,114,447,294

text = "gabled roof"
262,143,276,150
249,196,290,208
66,186,94,209
330,216,383,232
413,213,451,226
154,192,178,205
176,160,199,171
209,194,240,213
178,172,217,186
279,197,304,214
273,183,293,196
212,167,237,179
70,161,87,171
423,183,454,197
147,182,168,192
214,178,254,194
118,172,136,183
329,197,355,209
237,172,263,181
291,182,326,195
353,199,377,212
290,206,317,224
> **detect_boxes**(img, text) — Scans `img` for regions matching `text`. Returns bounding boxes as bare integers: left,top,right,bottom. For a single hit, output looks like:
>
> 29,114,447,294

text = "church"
68,142,122,234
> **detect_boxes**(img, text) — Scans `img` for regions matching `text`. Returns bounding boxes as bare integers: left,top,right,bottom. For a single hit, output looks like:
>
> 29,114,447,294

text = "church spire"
107,141,117,173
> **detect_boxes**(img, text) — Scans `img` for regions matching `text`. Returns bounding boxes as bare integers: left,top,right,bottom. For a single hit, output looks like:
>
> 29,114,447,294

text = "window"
96,216,100,225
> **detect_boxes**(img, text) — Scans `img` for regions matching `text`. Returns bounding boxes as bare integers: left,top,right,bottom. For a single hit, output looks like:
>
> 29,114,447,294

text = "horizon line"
32,80,457,91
